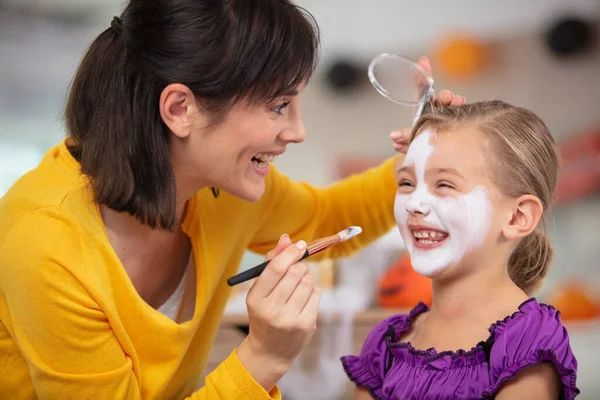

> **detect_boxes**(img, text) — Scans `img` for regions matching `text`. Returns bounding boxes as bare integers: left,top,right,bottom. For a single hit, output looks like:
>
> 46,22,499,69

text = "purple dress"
341,298,579,399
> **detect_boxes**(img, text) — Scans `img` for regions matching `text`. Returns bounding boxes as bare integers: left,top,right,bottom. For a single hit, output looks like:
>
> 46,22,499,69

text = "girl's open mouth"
411,228,449,249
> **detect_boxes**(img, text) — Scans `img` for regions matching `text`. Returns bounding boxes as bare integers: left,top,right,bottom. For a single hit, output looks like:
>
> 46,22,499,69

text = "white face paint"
394,130,493,276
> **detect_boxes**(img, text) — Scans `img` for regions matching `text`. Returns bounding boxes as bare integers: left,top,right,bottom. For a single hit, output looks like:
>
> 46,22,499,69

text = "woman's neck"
171,141,209,218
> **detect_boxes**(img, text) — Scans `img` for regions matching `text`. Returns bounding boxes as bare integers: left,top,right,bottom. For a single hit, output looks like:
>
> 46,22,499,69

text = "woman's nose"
279,114,307,144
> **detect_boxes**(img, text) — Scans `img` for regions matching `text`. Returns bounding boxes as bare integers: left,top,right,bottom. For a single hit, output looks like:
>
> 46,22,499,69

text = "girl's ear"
502,194,543,240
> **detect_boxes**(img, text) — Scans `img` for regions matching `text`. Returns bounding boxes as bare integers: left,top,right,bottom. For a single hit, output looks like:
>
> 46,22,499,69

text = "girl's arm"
494,363,560,400
353,387,374,400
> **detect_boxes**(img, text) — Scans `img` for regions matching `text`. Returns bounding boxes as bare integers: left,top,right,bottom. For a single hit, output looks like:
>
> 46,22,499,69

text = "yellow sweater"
0,140,397,399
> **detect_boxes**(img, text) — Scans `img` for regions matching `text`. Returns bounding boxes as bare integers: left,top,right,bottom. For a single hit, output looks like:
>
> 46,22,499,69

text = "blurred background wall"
1,0,599,398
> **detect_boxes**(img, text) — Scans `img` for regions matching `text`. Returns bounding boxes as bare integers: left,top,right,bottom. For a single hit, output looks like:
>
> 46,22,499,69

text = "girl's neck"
428,263,529,325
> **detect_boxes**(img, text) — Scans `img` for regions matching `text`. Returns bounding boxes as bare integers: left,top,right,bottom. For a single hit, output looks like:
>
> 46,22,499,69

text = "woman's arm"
248,155,401,259
494,363,560,400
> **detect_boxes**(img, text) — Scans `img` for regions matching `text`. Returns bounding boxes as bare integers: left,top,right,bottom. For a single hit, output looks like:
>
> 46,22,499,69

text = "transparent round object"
367,53,435,106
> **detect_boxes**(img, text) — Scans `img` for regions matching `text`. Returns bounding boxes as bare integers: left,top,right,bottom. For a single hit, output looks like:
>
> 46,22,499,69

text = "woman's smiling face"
167,84,308,203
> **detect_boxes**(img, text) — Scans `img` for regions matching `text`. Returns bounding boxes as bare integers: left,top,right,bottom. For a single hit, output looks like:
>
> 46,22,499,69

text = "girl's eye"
398,180,414,188
437,181,455,189
271,101,290,115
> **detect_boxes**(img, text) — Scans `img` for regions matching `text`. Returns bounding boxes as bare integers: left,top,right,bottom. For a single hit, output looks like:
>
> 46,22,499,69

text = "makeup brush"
227,226,363,286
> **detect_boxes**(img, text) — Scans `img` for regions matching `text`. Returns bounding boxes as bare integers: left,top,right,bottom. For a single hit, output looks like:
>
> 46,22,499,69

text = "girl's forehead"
406,128,489,173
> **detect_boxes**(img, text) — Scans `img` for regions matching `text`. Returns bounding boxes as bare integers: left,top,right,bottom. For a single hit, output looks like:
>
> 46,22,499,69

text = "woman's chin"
230,180,266,202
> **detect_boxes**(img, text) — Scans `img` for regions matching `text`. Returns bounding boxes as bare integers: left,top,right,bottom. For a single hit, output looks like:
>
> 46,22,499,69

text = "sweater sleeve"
248,155,400,259
191,350,281,400
0,209,280,400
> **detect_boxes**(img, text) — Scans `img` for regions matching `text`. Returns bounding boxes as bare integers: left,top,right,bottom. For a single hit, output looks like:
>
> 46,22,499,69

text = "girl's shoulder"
487,297,572,356
483,297,579,399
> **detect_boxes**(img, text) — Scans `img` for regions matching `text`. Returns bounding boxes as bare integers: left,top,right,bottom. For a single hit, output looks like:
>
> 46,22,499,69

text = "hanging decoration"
434,34,490,80
554,127,600,206
545,17,595,58
325,58,363,92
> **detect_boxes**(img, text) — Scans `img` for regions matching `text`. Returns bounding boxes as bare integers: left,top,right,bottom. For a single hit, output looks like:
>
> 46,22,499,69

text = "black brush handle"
227,249,310,286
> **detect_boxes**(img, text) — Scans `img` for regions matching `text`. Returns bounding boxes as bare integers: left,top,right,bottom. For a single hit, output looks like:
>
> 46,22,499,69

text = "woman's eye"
271,101,290,115
398,180,414,187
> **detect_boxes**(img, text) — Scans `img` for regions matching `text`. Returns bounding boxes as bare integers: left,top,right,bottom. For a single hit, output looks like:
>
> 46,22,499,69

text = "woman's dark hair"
65,0,320,230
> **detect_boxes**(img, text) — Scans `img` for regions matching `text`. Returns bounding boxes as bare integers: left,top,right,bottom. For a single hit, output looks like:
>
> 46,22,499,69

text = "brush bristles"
338,226,362,242
306,226,363,256
307,236,338,255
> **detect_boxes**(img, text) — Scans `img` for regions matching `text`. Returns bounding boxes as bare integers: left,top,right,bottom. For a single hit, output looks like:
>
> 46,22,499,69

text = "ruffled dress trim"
341,356,385,400
343,297,580,399
481,347,579,399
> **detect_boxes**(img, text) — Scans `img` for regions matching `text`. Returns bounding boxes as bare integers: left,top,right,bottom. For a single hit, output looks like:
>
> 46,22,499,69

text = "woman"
0,0,464,399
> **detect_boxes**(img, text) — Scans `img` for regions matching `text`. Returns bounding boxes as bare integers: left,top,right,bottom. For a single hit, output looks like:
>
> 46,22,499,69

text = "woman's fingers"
269,261,309,304
285,273,314,313
390,129,411,154
437,89,454,105
250,234,292,291
432,90,467,107
264,234,292,261
298,286,321,328
393,142,409,153
250,241,307,298
451,95,466,106
417,56,432,77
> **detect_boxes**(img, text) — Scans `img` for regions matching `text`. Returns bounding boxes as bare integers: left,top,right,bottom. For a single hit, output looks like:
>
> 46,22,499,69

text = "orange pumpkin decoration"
378,253,432,308
548,282,600,322
435,34,490,80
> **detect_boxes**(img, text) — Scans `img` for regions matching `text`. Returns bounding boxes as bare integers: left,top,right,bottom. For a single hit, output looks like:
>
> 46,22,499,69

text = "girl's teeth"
412,230,449,242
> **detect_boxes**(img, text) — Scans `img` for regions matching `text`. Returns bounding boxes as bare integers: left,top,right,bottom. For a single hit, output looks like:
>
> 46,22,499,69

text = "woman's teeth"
412,230,448,244
254,153,279,163
252,159,268,168
252,153,279,168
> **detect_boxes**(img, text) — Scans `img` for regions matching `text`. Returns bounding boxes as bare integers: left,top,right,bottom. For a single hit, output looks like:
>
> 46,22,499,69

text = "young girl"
342,101,579,399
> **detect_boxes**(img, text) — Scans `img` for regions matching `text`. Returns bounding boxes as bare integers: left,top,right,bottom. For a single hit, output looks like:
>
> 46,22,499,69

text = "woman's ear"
502,195,544,240
159,83,203,139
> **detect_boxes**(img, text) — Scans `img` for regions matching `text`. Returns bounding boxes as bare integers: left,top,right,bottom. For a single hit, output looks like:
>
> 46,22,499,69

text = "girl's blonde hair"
411,100,559,295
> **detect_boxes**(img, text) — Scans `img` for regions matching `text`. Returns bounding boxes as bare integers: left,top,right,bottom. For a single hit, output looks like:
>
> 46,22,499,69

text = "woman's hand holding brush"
236,234,321,393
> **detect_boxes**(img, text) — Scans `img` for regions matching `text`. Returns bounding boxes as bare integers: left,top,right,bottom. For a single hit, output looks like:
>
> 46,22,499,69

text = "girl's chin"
412,265,450,279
